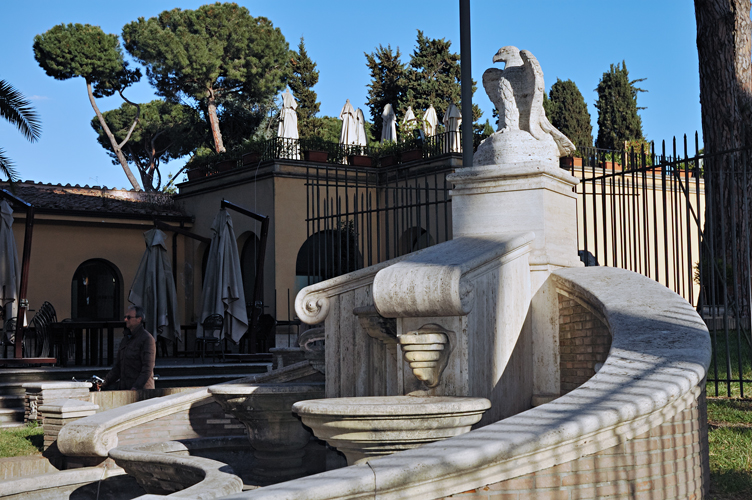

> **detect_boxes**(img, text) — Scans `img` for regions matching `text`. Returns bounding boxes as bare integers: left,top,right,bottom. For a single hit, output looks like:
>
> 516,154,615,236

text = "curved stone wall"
222,267,710,499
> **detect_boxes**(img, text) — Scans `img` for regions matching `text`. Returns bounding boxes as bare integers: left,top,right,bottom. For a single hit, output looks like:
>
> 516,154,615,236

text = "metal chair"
194,314,224,363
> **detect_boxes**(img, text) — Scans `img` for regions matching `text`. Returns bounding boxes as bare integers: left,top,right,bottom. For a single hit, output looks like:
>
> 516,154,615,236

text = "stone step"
0,408,24,425
0,395,24,409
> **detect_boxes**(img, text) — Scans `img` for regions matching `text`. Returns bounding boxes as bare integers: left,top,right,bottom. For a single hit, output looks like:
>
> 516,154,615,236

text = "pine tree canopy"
289,37,321,138
122,3,290,152
594,61,646,151
33,23,140,98
547,78,593,151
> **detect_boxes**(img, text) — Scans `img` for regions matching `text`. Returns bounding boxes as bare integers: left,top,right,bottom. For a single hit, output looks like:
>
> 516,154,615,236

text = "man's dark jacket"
103,324,156,390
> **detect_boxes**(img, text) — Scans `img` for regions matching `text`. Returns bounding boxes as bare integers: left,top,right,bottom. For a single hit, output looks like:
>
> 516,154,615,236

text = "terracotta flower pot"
242,152,261,165
187,168,205,181
401,149,423,163
599,161,621,171
304,150,328,163
559,157,583,168
216,159,236,172
348,155,373,167
380,155,397,167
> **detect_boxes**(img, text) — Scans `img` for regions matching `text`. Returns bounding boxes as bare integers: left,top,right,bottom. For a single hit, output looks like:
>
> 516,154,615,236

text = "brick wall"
116,399,246,446
558,294,611,394
444,392,709,499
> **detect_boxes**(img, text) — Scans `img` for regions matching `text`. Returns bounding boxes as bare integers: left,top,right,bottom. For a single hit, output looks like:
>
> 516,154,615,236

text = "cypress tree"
289,37,321,139
547,78,593,151
365,44,407,141
594,61,646,151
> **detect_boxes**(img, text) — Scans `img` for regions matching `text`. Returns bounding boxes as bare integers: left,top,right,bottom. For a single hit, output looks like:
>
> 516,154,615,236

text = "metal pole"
460,0,473,169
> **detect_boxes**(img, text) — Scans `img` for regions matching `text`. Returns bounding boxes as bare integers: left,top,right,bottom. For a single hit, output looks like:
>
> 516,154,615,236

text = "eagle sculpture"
482,46,575,157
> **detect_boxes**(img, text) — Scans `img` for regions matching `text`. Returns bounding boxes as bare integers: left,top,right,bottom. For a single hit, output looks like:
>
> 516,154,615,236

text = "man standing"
102,305,156,390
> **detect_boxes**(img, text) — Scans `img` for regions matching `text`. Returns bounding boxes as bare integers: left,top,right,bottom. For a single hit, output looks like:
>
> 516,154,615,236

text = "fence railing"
563,136,752,398
300,162,453,288
188,132,489,177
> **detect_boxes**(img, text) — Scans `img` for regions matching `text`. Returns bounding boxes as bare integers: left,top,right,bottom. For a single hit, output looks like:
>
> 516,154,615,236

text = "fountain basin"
293,395,491,465
209,382,325,484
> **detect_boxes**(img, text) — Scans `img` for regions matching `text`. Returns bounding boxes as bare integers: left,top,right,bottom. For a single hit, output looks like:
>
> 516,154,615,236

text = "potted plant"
379,141,400,167
301,136,329,163
560,156,583,168
399,131,423,163
347,145,373,167
216,159,237,173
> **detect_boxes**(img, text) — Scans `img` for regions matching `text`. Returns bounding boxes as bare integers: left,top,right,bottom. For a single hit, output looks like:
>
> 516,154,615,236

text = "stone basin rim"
208,382,325,395
293,396,491,417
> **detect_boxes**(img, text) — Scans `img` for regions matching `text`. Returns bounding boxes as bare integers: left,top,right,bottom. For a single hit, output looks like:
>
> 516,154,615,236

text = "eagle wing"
483,67,518,132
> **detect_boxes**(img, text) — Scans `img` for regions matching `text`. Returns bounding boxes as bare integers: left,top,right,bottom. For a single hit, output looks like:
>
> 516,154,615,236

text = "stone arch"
70,258,123,320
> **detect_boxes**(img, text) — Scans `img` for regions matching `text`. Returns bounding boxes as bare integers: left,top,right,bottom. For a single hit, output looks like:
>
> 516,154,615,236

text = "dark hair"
128,305,146,322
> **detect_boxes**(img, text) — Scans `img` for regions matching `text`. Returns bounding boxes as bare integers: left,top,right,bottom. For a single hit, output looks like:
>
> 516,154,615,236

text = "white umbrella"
277,89,299,139
129,228,182,342
381,103,397,143
423,105,439,137
198,209,248,344
339,99,358,145
355,108,368,147
402,106,418,136
0,201,18,321
443,103,462,153
278,89,300,160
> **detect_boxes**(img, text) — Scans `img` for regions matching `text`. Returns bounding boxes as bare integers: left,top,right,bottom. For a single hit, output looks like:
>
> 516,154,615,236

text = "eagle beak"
493,53,503,63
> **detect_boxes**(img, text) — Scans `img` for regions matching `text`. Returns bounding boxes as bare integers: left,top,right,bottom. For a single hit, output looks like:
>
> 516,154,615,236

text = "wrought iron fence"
563,136,752,398
190,132,490,176
300,162,453,288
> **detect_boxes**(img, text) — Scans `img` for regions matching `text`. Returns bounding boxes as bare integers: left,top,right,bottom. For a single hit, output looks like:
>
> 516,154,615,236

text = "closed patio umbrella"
277,89,300,160
402,106,418,136
339,99,358,145
129,228,182,342
381,103,397,143
423,105,439,137
0,201,18,321
444,102,462,153
198,208,248,344
355,108,368,147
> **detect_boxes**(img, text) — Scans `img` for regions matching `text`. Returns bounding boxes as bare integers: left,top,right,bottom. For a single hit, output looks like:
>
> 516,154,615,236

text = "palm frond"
0,148,20,183
0,80,41,142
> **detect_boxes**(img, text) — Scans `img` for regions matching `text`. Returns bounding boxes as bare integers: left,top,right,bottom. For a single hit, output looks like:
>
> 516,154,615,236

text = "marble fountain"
0,46,711,500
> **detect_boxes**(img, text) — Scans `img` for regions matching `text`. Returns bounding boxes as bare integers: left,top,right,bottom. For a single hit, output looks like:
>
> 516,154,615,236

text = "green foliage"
706,398,752,497
122,2,290,152
0,80,41,182
546,79,593,152
91,100,205,191
0,423,43,457
404,30,482,127
289,37,321,139
595,61,646,151
309,115,343,144
33,23,140,98
365,44,407,141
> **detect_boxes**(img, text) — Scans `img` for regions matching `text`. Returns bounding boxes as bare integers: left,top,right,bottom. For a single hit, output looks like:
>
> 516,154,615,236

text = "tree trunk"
695,0,752,316
206,89,226,153
87,81,142,191
695,0,752,153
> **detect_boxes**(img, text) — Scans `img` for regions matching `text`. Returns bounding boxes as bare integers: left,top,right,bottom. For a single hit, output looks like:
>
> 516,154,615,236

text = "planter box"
216,160,236,173
304,150,328,163
380,155,397,167
401,149,423,163
187,168,205,181
599,161,621,171
242,152,261,165
348,155,373,167
560,157,583,168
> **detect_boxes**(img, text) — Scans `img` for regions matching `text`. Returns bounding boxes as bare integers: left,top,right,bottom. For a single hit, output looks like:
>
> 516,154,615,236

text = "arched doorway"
294,228,363,293
399,227,435,256
71,259,122,320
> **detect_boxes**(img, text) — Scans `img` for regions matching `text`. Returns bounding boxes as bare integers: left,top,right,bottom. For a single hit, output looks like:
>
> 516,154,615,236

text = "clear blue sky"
0,0,702,190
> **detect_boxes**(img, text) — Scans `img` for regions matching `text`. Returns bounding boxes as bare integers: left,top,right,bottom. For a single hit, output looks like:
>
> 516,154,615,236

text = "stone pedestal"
23,382,92,424
447,161,581,407
39,399,99,451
